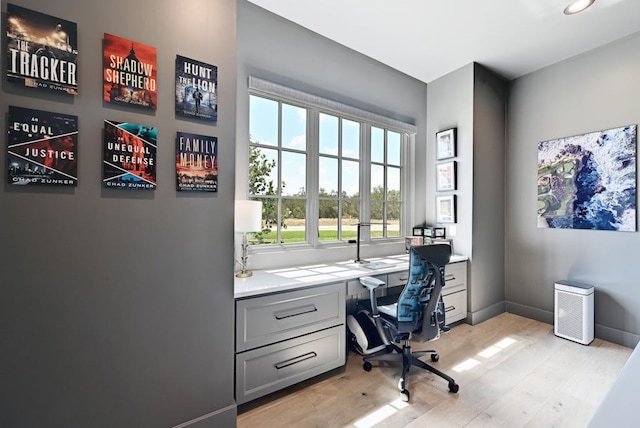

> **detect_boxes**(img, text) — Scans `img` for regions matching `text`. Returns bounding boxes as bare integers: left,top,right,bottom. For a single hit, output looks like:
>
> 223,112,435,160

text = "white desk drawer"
442,288,466,323
444,261,466,288
236,325,345,404
236,282,345,352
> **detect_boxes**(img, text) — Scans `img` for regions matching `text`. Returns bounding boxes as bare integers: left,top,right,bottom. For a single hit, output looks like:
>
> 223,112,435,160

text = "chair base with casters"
356,245,459,402
362,337,459,402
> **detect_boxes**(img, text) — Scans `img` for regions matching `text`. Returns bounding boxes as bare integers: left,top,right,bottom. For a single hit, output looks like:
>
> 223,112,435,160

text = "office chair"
358,244,459,401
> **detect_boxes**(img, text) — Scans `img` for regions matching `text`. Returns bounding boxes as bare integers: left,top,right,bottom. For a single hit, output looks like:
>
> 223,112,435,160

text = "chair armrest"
359,276,386,291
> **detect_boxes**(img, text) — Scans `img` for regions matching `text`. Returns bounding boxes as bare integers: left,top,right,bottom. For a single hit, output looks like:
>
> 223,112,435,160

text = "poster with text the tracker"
6,4,78,94
103,120,157,190
175,55,217,123
7,106,78,186
103,33,157,110
176,132,218,192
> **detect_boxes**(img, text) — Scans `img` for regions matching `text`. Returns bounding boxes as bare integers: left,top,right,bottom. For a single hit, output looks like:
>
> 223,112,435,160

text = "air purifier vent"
554,281,594,345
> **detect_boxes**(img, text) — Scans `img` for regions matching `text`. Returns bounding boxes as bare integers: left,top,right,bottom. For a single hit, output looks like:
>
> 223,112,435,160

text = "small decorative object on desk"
423,227,435,238
412,226,425,236
404,236,424,253
434,227,446,238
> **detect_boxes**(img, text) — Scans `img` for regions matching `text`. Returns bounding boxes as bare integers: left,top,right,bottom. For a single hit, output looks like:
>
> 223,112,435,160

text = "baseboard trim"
505,301,640,348
505,301,553,325
172,404,237,428
468,301,506,325
595,324,640,348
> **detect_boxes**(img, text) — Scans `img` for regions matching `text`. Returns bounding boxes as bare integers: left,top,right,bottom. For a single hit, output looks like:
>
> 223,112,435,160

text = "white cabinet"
235,282,346,404
442,261,467,323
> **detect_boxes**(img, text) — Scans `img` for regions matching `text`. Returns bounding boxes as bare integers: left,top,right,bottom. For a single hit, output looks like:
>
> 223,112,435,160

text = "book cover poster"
176,132,218,192
175,55,218,123
103,120,157,190
6,4,78,94
103,33,157,110
7,106,78,186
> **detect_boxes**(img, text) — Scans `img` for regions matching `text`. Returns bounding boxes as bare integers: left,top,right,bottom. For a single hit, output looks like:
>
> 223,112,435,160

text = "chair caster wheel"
449,382,459,393
363,361,372,372
431,353,439,362
400,389,410,402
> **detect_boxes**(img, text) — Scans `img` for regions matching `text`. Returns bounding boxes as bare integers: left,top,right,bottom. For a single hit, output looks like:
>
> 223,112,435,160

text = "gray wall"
236,0,428,268
506,31,640,347
471,64,507,323
0,0,238,427
426,63,507,324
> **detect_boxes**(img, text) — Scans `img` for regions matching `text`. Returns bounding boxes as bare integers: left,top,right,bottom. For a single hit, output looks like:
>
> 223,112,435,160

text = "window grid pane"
370,128,403,239
250,93,404,247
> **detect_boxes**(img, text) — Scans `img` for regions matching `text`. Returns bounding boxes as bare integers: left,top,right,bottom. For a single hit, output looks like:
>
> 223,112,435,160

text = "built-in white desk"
234,254,468,404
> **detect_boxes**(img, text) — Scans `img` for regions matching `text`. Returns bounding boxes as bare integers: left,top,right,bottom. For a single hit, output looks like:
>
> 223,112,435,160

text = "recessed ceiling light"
564,0,595,15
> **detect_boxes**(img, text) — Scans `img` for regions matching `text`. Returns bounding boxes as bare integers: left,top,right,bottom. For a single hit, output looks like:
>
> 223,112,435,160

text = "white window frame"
247,76,416,251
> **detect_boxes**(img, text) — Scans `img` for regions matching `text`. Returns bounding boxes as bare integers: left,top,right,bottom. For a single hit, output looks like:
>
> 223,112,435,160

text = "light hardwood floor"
237,313,632,428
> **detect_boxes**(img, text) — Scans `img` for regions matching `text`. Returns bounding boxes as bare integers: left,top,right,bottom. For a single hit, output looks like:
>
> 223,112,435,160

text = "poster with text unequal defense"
103,33,157,110
7,106,78,186
103,120,157,190
176,131,218,192
175,55,218,123
6,4,78,94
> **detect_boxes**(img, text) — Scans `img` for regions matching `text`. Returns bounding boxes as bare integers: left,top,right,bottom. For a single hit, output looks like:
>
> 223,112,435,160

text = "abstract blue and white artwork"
537,125,637,231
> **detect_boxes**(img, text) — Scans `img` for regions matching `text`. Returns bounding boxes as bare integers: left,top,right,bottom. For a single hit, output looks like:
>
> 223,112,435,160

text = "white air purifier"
554,281,594,345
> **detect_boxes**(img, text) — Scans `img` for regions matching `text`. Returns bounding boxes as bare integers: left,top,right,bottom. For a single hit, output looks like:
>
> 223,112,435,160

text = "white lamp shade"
235,200,263,232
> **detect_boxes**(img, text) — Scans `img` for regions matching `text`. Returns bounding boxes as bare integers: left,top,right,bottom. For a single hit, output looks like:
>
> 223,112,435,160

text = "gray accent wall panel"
0,0,238,427
426,63,507,324
506,31,640,347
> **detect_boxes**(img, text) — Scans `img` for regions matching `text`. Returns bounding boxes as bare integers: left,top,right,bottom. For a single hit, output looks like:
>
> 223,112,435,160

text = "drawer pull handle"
274,305,318,320
275,352,318,369
445,305,456,312
445,274,455,282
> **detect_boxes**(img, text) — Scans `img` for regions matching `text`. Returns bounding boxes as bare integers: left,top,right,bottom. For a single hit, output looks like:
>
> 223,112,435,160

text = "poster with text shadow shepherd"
103,33,157,110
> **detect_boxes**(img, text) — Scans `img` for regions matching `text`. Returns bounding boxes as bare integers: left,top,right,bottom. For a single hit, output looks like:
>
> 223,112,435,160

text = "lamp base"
235,270,253,278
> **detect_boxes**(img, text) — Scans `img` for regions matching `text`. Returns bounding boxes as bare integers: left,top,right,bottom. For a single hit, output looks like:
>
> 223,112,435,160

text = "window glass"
282,103,306,150
249,94,405,247
342,119,360,159
388,131,401,166
249,95,277,146
319,113,338,155
371,126,384,163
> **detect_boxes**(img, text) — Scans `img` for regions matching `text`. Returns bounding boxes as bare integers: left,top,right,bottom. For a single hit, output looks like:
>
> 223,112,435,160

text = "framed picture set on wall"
436,161,457,192
436,195,457,223
436,128,457,160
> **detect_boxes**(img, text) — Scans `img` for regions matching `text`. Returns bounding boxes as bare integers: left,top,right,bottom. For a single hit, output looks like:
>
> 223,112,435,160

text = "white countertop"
234,254,468,298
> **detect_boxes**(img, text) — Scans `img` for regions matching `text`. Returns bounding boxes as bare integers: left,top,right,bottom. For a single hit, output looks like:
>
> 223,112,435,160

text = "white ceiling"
246,0,640,83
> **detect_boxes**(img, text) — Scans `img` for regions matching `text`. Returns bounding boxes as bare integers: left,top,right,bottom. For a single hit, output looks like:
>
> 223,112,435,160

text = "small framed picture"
423,227,435,238
436,195,456,223
412,226,425,236
434,227,446,238
436,161,457,192
436,128,457,160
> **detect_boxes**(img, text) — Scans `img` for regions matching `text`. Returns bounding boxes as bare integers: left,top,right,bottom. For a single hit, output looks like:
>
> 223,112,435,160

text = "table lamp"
235,200,262,278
